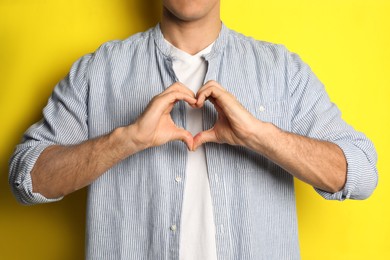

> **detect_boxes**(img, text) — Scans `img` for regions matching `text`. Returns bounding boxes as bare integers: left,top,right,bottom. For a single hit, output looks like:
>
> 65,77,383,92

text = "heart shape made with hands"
162,81,253,151
179,96,221,151
135,81,255,152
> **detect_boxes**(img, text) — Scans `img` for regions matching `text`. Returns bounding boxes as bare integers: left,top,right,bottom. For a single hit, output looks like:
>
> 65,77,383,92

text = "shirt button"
175,176,182,183
259,105,265,112
170,224,177,232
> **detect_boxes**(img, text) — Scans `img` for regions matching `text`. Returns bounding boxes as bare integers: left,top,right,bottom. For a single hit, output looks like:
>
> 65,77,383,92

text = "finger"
208,97,224,115
155,91,197,113
196,80,228,107
193,128,218,151
197,80,225,97
197,85,247,120
165,82,196,98
172,128,194,150
140,92,196,125
196,86,225,108
202,80,224,90
162,88,198,105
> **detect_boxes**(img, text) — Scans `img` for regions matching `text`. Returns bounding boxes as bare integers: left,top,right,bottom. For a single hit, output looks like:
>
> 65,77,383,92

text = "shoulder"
83,27,155,75
225,28,290,60
93,27,154,57
224,27,307,77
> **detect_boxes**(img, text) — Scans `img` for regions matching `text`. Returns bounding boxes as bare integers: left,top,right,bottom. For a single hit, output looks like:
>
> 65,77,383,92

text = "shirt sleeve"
8,54,93,205
287,50,378,201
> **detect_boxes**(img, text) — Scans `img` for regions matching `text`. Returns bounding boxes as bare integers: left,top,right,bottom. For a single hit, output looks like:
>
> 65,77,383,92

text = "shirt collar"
152,22,229,60
164,38,214,61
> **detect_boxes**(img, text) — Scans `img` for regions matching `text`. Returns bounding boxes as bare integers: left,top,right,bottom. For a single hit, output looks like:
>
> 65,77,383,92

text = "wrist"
245,120,281,156
110,124,146,158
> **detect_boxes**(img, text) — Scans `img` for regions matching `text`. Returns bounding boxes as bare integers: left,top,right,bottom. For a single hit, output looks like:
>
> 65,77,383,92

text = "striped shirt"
9,23,378,259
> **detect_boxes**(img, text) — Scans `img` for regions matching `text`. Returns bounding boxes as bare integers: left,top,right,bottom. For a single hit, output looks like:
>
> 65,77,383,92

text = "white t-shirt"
166,40,217,260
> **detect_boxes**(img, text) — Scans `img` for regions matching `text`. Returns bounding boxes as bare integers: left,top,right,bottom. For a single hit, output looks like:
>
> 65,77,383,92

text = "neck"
160,7,221,55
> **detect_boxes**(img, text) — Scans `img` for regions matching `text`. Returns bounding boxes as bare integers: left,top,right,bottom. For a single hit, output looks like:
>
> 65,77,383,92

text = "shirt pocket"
252,99,291,131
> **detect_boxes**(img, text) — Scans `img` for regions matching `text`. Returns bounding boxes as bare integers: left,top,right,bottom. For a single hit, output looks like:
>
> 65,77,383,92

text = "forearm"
247,121,347,193
28,83,196,200
31,125,140,199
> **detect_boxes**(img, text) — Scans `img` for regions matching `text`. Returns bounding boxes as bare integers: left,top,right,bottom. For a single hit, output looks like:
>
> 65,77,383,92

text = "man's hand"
192,80,346,193
132,82,197,151
130,80,346,194
193,80,260,150
29,82,198,199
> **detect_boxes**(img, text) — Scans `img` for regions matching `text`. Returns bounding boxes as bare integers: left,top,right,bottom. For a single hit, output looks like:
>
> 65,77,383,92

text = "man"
9,0,377,259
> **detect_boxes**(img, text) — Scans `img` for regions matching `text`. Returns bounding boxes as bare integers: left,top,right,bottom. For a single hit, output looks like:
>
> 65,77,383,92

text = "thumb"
172,128,194,150
193,128,218,151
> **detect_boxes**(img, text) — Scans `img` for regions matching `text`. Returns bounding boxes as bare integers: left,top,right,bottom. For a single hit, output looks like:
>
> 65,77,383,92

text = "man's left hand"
193,80,261,151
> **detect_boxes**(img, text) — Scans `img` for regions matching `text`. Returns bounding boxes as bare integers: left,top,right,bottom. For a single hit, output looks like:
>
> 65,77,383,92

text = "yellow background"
1,0,389,259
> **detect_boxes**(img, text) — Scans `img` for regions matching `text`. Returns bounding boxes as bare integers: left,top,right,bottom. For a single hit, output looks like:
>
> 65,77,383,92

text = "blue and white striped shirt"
9,24,378,259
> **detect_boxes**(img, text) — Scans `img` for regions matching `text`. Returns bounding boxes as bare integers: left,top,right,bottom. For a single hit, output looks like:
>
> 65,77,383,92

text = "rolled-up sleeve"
9,54,92,205
287,50,378,200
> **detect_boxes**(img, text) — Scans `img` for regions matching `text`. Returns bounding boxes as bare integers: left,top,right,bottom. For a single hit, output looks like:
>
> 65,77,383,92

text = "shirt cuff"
314,140,377,201
12,143,63,205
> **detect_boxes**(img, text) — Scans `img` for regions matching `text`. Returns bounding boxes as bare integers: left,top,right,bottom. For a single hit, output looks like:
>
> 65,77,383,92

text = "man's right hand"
130,82,197,151
29,82,197,199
